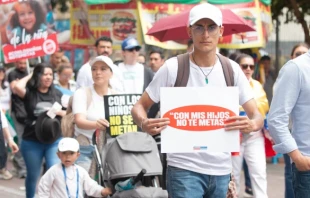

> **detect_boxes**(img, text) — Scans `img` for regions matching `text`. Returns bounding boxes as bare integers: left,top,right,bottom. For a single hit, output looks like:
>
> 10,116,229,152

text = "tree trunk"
275,18,280,77
289,0,310,45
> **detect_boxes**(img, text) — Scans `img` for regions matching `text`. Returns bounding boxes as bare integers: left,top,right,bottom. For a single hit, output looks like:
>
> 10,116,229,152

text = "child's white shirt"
38,163,103,198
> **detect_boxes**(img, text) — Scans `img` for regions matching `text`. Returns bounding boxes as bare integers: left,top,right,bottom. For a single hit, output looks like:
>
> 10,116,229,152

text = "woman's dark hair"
0,67,7,89
57,65,72,74
11,0,46,34
26,63,54,91
235,53,253,65
228,52,241,62
290,43,310,57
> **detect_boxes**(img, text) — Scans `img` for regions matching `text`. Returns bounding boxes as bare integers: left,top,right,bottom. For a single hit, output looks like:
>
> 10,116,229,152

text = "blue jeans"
21,138,61,198
167,166,230,198
284,154,294,198
75,145,94,172
292,163,310,198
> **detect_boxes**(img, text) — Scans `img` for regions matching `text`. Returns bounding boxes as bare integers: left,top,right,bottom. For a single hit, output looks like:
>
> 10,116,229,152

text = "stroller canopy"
102,132,162,180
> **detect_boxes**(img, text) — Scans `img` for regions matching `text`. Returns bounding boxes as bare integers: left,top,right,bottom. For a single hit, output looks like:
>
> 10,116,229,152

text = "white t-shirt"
76,62,124,93
72,86,110,140
146,55,253,175
118,62,144,94
1,109,8,129
0,82,11,111
38,163,103,198
76,62,93,89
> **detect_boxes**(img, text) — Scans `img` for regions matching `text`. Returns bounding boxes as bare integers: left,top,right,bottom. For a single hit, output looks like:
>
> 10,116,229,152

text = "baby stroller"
101,132,168,198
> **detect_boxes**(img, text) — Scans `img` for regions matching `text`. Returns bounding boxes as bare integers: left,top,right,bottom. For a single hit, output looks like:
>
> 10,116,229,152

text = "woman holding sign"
232,53,269,198
72,56,115,174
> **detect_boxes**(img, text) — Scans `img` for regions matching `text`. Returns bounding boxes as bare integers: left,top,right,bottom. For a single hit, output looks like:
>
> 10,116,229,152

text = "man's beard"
18,67,26,72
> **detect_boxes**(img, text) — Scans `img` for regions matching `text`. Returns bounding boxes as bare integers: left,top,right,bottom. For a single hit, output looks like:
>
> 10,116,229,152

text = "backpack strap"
175,53,190,87
66,87,92,115
84,87,92,109
66,96,74,114
217,54,234,87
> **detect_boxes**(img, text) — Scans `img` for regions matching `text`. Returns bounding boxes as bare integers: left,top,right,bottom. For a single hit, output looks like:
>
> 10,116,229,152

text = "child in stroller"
101,132,168,198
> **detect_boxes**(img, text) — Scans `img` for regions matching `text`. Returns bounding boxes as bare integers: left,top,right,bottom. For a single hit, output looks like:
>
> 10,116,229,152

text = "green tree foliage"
271,0,310,44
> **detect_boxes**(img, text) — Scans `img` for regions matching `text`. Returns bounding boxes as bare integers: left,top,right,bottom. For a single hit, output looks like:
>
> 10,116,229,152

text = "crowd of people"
0,2,309,198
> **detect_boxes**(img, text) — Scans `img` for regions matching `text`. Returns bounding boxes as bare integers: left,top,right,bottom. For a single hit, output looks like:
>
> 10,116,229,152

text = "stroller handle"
132,169,147,186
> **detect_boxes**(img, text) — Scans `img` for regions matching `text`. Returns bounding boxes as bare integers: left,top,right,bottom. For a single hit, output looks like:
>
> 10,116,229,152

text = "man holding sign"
131,3,263,198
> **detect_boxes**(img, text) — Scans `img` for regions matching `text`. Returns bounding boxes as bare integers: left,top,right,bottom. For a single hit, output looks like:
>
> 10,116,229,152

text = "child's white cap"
58,138,80,152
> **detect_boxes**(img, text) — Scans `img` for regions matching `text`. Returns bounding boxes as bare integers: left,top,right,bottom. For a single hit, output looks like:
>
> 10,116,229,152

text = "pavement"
0,162,285,198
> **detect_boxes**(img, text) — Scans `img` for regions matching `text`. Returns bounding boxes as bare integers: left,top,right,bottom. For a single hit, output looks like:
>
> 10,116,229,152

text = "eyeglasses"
126,47,140,52
294,51,306,57
60,74,72,78
191,24,219,36
241,64,255,70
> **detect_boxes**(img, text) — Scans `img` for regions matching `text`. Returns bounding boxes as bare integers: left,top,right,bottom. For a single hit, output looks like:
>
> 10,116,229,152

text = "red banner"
0,0,17,4
3,34,58,63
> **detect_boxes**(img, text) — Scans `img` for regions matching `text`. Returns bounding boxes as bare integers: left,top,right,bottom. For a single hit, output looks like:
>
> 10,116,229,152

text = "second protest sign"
104,94,141,137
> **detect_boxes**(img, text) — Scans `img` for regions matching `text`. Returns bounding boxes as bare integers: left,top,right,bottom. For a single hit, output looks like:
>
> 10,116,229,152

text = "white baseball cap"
58,138,80,152
89,55,115,72
188,3,222,27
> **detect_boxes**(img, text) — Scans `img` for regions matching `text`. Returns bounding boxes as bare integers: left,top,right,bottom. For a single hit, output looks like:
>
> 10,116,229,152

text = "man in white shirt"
131,3,263,198
118,37,154,94
76,36,123,91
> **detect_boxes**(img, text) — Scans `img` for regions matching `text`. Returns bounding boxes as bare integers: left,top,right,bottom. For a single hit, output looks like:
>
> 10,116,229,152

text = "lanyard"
62,164,79,198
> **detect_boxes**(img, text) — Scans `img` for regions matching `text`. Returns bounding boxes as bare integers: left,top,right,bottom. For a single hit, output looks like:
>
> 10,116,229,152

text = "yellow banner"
137,1,195,50
69,0,271,50
70,1,142,49
217,0,271,49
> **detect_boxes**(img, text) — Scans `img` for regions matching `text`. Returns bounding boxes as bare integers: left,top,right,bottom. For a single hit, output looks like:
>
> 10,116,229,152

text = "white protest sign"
161,87,239,153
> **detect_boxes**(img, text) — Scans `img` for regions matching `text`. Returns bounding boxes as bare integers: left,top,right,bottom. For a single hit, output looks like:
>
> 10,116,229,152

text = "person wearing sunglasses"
230,53,269,198
118,37,154,94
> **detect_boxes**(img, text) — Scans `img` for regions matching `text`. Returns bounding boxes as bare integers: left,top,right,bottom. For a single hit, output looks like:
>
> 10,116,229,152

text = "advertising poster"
160,87,239,153
0,0,59,63
259,0,272,44
138,1,195,50
104,94,141,137
217,0,270,49
70,1,142,49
